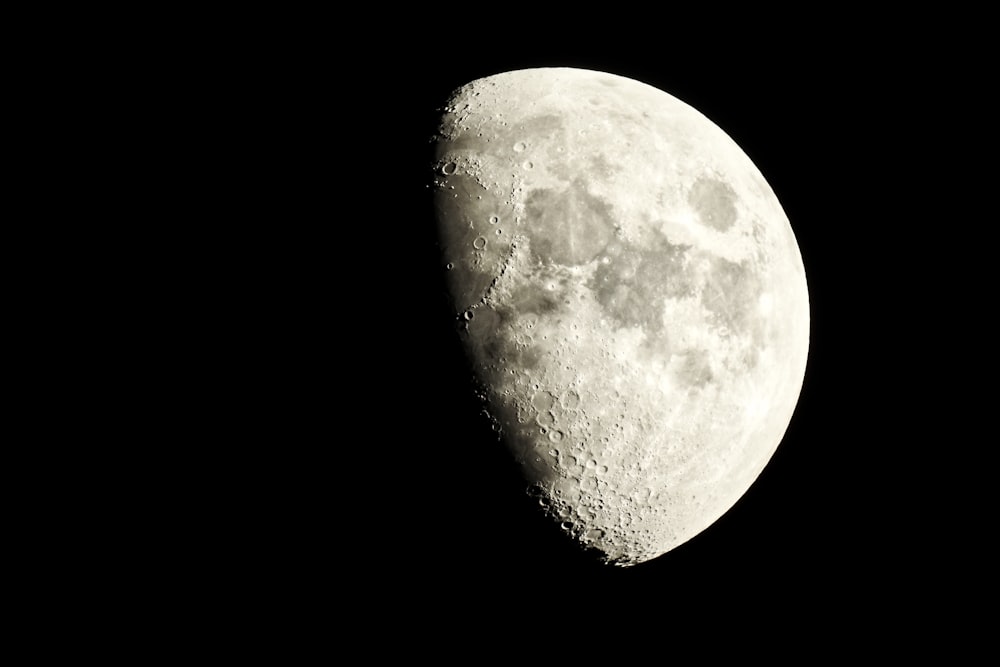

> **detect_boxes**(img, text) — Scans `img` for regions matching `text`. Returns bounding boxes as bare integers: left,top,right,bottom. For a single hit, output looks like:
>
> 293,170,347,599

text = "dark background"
185,25,986,640
35,13,989,655
336,42,974,618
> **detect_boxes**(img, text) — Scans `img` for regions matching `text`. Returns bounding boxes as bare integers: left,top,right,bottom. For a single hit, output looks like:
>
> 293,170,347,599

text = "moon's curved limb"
431,68,809,566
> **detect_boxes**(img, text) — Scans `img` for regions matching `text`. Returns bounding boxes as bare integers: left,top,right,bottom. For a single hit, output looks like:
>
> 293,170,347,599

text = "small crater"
472,236,487,250
549,430,565,443
561,390,581,409
513,141,527,153
523,160,534,170
489,215,500,224
531,390,556,411
440,161,458,176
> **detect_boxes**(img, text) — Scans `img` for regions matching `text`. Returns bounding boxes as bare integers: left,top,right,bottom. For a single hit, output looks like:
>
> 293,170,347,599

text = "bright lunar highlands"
431,68,809,566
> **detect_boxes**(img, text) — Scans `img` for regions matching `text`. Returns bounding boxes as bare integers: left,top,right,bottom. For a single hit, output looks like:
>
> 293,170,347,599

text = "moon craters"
561,389,581,409
433,68,809,567
530,389,556,412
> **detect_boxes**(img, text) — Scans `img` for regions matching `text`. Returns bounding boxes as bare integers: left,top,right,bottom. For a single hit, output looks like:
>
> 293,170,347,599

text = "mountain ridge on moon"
431,67,809,566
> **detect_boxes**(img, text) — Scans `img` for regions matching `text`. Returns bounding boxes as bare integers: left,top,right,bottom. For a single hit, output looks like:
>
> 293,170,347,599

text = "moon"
430,68,809,566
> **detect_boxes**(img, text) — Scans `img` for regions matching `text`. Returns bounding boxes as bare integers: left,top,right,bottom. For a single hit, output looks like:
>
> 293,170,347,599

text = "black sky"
238,29,981,633
371,46,939,606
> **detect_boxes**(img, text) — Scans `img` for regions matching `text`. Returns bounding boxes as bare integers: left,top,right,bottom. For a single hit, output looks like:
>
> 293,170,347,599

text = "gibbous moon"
430,68,809,566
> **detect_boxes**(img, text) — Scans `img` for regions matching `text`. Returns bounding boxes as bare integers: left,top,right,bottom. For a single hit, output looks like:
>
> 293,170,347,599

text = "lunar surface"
430,68,809,566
